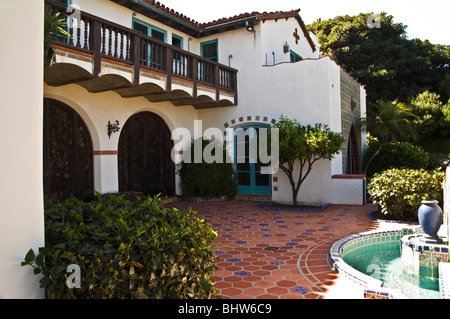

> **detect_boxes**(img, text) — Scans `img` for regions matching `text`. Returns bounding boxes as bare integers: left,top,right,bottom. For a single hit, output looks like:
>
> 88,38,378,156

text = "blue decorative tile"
235,240,247,244
292,286,309,294
269,260,285,265
226,258,242,263
241,226,252,229
234,271,251,276
285,242,299,246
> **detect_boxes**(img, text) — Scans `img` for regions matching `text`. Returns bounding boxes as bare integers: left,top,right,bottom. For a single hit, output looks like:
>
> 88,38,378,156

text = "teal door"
234,126,272,196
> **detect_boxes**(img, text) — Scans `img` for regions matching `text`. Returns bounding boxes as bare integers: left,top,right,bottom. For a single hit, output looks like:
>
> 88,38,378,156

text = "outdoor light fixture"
107,120,120,138
283,42,290,53
245,21,255,32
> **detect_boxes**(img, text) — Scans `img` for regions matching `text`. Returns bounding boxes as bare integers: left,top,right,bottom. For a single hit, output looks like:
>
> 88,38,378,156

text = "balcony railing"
46,1,237,99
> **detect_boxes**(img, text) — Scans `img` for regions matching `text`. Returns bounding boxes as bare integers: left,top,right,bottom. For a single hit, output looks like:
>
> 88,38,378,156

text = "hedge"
22,194,218,299
367,168,444,221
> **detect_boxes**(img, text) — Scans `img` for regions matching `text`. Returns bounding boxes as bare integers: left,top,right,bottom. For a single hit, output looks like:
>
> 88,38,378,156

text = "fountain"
328,166,450,299
401,200,448,283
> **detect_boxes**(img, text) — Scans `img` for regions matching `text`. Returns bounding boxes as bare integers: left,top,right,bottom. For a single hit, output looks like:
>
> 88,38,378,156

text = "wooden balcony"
44,1,237,109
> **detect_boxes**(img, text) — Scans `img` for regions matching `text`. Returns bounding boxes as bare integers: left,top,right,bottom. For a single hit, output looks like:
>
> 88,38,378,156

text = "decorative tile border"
328,228,426,299
439,262,450,299
260,201,330,211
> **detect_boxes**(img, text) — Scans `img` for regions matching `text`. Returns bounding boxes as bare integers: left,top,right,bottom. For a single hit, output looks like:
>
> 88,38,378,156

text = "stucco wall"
0,0,45,298
44,83,199,196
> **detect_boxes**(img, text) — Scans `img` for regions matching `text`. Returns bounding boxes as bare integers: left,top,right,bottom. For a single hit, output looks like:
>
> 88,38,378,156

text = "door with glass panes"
234,126,272,196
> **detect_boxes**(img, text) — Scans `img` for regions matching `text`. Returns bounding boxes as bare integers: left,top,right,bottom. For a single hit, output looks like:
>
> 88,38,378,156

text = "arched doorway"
43,98,94,201
234,125,272,196
118,111,175,196
346,125,361,174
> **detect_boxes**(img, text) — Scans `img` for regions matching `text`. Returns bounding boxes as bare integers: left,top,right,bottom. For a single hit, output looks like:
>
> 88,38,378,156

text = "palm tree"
44,7,69,66
359,100,418,175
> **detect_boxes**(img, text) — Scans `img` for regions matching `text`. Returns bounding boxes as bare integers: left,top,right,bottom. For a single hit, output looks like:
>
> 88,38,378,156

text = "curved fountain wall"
328,226,450,299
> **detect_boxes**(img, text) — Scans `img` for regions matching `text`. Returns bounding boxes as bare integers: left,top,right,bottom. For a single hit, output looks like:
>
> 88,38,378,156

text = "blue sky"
159,0,450,45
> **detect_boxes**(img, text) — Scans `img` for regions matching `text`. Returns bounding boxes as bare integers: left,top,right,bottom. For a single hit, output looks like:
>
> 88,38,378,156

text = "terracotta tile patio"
171,200,383,299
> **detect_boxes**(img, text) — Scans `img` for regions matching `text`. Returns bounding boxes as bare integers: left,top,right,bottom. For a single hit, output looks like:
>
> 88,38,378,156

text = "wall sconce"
107,120,120,138
283,42,290,53
245,21,255,32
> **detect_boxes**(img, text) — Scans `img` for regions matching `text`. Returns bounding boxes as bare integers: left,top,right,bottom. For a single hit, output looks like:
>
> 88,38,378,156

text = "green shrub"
367,168,444,221
364,139,429,177
178,138,236,199
22,194,218,299
427,152,450,170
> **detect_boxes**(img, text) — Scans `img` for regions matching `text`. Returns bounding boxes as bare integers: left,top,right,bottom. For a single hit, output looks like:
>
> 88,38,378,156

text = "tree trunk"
363,142,383,175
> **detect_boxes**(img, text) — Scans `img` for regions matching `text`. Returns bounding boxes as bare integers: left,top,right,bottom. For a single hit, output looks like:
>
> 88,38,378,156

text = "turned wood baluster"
101,25,106,55
113,28,118,58
83,18,89,50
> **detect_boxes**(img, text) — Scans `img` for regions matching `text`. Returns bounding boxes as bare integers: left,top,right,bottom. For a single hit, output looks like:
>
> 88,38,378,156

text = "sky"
158,0,450,45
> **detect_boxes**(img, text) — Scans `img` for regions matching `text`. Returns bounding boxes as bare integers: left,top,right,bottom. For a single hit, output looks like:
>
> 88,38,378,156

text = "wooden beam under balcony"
44,1,237,109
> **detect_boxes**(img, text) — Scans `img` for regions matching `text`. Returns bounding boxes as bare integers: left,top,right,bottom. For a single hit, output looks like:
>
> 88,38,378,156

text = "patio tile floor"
171,200,383,299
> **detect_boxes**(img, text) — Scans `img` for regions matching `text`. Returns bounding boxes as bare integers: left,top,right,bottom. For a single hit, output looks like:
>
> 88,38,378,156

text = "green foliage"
178,138,236,199
364,139,429,177
22,194,218,299
368,168,444,220
410,91,450,140
308,13,450,104
360,100,417,144
359,100,418,174
272,116,344,205
44,7,69,66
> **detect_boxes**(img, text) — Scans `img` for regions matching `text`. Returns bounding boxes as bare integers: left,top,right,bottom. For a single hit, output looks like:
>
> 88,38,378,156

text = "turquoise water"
344,242,441,299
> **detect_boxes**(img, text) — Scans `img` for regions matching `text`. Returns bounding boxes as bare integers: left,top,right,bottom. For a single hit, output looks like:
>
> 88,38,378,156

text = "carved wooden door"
43,98,94,201
118,112,175,196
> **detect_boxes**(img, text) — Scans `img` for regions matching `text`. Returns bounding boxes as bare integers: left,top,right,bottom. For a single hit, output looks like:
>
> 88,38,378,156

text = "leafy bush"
22,194,218,299
364,138,429,177
427,152,450,170
367,168,444,220
178,138,236,199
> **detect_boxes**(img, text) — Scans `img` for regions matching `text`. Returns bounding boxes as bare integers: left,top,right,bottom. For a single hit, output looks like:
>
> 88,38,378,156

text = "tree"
44,7,69,66
359,100,418,175
272,116,344,206
410,91,445,140
308,13,450,105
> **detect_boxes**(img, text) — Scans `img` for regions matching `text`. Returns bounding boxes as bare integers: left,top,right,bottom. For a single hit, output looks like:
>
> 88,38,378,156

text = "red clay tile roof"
140,0,301,28
134,1,315,51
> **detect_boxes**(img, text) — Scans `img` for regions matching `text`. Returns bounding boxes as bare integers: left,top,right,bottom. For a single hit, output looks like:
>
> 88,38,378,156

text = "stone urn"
418,200,443,242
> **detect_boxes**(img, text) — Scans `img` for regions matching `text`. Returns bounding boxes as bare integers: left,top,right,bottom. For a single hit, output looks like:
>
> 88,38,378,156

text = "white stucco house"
0,0,366,298
43,0,367,205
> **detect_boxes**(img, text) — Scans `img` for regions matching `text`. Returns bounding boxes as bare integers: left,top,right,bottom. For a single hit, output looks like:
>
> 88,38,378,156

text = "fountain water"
328,165,450,299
